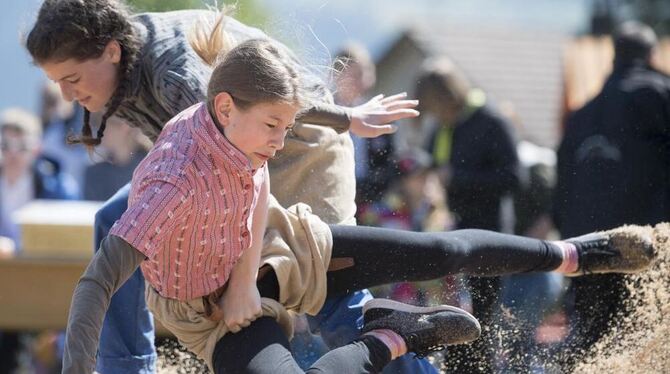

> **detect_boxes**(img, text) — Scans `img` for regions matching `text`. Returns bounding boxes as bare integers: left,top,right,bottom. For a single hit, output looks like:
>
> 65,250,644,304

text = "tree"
126,0,267,28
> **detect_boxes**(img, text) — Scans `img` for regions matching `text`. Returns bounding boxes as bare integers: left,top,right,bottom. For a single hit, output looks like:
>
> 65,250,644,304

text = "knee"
212,317,290,373
429,231,473,269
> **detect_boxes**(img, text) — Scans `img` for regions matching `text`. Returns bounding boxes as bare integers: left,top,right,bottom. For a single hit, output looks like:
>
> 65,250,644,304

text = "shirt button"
244,184,251,190
241,231,249,238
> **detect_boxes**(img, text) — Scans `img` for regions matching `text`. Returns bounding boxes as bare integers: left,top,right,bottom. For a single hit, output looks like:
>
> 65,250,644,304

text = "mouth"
77,97,92,106
254,153,271,162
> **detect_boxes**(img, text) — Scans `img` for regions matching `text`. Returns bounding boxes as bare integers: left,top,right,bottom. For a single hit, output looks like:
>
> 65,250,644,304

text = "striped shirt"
110,103,266,300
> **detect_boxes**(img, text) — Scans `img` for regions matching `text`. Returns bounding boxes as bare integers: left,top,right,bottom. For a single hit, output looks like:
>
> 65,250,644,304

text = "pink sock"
553,241,579,273
363,329,408,360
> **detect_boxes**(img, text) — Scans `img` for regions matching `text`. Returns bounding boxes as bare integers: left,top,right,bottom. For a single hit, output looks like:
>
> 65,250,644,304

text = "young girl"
62,38,483,374
26,1,420,372
62,37,660,373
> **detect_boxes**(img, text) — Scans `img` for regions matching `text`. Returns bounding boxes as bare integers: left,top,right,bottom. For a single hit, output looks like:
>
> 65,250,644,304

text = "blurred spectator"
416,58,521,374
333,42,397,206
360,148,458,308
83,116,149,201
0,108,79,247
0,107,78,374
358,148,450,232
39,81,91,187
554,21,670,371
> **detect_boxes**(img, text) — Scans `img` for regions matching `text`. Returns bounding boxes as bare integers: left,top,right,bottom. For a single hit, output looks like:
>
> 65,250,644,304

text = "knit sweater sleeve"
61,235,146,374
297,102,352,134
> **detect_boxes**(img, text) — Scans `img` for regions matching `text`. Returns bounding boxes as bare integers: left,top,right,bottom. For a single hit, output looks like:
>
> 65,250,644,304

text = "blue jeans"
95,184,434,374
95,184,156,374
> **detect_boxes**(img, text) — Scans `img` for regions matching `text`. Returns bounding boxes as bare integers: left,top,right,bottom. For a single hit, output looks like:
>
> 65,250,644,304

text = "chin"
82,101,104,113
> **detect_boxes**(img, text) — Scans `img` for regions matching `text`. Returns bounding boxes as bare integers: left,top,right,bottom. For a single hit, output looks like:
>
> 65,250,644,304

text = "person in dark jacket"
554,21,670,371
417,58,521,374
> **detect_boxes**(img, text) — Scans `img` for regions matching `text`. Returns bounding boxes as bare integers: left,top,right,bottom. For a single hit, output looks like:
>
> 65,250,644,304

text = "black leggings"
214,226,564,373
212,317,390,373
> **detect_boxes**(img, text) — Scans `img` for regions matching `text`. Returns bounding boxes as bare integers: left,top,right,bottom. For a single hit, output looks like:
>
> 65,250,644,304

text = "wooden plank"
0,257,170,335
13,200,102,259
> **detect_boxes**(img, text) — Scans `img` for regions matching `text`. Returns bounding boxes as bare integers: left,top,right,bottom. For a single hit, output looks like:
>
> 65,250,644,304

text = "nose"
269,129,285,151
58,82,75,102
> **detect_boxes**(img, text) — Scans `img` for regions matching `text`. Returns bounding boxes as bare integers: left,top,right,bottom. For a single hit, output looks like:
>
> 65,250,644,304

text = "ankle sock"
363,329,407,359
553,241,579,273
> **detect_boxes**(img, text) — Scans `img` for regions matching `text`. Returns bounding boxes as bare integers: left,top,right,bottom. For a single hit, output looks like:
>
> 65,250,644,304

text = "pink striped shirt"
110,103,266,300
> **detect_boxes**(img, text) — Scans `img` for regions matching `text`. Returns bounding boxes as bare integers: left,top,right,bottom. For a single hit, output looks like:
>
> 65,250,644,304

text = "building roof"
376,24,567,147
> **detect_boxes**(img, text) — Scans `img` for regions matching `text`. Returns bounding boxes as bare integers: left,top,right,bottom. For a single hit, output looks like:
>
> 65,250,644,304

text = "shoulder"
620,66,670,96
467,107,514,138
136,105,204,184
133,11,211,91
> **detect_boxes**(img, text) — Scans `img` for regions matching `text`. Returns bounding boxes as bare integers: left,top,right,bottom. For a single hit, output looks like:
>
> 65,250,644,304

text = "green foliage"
125,0,267,27
126,0,205,12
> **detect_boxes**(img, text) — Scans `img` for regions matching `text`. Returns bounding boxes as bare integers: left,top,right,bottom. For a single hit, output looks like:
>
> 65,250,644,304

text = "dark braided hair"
26,0,141,148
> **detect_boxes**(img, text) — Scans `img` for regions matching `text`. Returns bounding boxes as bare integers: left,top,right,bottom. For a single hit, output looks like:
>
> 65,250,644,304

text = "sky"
259,0,589,60
1,0,43,113
0,0,590,113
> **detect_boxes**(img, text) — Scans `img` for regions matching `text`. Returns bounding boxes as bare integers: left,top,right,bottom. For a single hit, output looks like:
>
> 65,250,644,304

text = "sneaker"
565,224,656,276
361,299,481,357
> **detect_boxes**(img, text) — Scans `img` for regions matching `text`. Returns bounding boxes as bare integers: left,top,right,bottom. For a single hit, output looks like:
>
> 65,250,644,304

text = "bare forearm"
229,171,269,284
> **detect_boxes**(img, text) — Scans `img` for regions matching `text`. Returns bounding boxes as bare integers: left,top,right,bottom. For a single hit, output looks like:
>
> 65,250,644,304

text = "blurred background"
1,0,670,373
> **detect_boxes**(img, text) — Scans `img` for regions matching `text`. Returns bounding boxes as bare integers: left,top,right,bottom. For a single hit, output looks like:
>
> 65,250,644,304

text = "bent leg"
212,317,389,374
326,226,563,296
308,291,439,374
95,184,157,374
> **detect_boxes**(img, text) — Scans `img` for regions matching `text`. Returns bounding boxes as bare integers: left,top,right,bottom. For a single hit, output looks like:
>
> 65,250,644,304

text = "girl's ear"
213,92,234,127
105,40,122,64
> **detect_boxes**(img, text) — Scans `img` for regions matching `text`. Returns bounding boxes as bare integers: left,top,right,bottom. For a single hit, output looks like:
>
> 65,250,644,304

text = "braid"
96,49,135,143
66,108,97,148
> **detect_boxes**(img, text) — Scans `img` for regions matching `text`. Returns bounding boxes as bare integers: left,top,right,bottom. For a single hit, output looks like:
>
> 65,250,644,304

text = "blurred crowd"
0,82,151,373
1,18,668,374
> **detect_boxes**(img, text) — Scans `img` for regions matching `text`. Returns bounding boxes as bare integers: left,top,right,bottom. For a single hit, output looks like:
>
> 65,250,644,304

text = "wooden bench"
1,200,170,335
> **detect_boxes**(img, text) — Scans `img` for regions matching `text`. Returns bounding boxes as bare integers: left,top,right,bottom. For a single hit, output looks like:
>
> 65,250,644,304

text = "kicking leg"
325,225,656,296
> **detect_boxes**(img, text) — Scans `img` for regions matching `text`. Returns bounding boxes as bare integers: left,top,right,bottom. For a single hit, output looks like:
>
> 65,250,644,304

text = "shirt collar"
193,103,255,175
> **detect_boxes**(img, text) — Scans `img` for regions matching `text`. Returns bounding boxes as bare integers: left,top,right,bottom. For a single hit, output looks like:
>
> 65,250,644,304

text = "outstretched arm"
62,235,145,374
298,93,419,137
